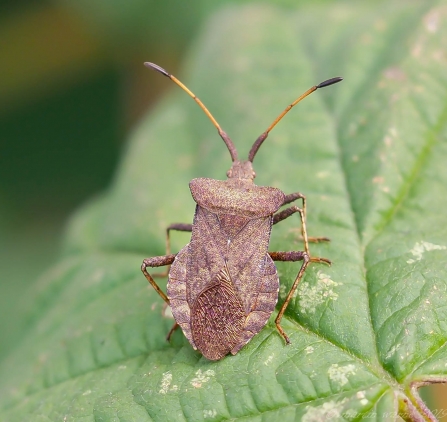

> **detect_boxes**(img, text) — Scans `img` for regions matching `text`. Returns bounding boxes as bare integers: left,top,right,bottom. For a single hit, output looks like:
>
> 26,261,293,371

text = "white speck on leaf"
383,126,398,147
356,390,368,405
328,363,356,386
203,409,218,418
264,354,274,366
159,371,178,394
159,371,173,394
357,391,365,399
298,271,342,314
191,369,215,388
407,241,446,264
385,344,400,359
305,346,314,354
279,283,287,299
302,399,348,422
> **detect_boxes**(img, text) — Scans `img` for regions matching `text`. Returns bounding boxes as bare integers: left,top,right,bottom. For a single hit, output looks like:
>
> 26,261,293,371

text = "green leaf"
1,2,447,420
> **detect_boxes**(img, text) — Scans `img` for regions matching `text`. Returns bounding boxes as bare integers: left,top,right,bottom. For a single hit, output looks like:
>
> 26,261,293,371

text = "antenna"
144,62,238,162
248,77,343,162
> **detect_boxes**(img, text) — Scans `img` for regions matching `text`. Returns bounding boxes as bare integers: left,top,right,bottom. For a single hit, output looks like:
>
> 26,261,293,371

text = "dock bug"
142,62,342,360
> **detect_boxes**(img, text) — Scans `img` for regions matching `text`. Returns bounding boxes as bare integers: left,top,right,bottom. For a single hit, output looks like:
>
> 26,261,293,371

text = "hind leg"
269,250,330,344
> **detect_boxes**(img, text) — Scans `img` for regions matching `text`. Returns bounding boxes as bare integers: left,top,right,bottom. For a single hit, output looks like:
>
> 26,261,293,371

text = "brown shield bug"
142,62,342,360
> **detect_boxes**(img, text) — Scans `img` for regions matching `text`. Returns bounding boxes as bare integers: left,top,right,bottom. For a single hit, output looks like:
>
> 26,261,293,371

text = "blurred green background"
0,0,204,359
1,0,446,417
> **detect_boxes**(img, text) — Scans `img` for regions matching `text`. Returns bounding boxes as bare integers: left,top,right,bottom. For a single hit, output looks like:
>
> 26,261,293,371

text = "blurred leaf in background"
0,0,204,359
1,0,447,420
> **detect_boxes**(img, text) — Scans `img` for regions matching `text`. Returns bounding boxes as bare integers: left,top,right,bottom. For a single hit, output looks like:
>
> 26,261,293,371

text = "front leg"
273,192,330,262
274,206,329,243
165,223,193,255
152,223,193,277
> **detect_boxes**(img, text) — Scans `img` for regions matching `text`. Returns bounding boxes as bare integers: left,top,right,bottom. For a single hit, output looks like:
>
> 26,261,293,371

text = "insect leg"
274,193,330,246
142,255,181,341
269,251,309,344
166,322,179,342
166,223,192,254
141,254,177,304
152,223,192,277
144,224,192,340
273,207,330,264
282,192,305,206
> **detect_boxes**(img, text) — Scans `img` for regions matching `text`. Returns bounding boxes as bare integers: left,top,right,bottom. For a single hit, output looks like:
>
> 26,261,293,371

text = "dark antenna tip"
144,62,170,77
317,77,343,89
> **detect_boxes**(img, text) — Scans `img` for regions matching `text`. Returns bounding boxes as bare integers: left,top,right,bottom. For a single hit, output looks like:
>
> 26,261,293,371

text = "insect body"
142,62,342,360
